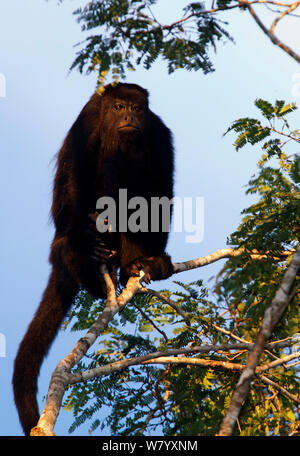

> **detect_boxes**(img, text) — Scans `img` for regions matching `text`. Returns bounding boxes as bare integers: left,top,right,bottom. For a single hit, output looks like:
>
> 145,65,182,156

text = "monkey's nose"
124,115,134,122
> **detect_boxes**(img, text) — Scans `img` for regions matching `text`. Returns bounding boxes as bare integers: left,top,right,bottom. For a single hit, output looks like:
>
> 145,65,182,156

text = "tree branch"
270,1,300,33
121,0,300,66
218,244,300,436
129,1,300,36
172,247,294,273
30,245,296,435
68,341,295,384
258,374,300,404
138,287,191,323
246,3,300,64
30,267,145,436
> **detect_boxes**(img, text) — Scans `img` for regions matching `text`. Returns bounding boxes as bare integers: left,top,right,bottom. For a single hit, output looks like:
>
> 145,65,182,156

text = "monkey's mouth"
118,125,140,133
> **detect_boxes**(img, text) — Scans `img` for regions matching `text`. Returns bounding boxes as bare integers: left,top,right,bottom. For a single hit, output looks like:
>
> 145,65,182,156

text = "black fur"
13,83,174,435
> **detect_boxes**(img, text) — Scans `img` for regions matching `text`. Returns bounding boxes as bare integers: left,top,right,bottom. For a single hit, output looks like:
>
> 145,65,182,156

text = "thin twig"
130,1,300,37
133,302,169,341
138,287,191,323
258,374,300,403
270,2,300,32
247,4,300,64
271,126,300,143
121,0,300,70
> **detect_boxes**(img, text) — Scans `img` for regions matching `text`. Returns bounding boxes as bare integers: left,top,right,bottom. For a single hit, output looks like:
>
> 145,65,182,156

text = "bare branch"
210,323,251,344
257,375,300,404
258,351,300,372
270,1,300,32
133,302,169,341
142,351,300,373
258,374,300,404
270,126,300,143
68,341,294,385
172,247,294,273
247,3,300,64
138,287,191,323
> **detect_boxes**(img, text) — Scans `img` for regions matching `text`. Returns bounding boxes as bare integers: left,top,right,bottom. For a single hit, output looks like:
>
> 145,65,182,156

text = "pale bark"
30,268,145,436
68,345,298,384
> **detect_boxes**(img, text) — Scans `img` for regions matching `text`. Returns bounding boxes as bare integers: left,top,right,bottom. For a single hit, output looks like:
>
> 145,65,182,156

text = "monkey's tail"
12,269,78,435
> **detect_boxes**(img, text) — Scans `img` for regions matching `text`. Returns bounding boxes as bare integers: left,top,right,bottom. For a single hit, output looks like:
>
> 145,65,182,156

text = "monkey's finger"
92,247,118,259
94,245,117,254
91,254,112,264
89,213,109,225
143,273,152,284
93,247,115,257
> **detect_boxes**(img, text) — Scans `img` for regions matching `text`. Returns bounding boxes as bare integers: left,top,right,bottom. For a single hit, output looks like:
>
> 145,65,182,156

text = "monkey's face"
100,88,149,158
107,92,148,138
113,100,147,138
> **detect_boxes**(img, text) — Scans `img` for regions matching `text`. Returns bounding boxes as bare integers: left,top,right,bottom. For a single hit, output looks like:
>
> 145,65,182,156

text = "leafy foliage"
54,0,300,88
68,0,234,88
218,100,300,348
62,100,300,437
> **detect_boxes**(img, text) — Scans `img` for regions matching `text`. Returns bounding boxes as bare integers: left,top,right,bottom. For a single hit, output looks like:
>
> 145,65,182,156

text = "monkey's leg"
12,268,78,435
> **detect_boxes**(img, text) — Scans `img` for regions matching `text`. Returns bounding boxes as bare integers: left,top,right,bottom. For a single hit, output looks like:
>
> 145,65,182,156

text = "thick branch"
218,245,300,436
141,351,300,372
30,268,145,436
172,247,294,273
68,341,295,384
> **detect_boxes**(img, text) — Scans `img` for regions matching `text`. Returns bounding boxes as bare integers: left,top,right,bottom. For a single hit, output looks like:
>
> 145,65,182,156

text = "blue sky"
0,0,299,436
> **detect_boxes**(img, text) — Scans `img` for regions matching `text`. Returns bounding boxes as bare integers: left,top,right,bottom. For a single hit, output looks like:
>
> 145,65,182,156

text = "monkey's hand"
87,213,119,267
120,254,173,285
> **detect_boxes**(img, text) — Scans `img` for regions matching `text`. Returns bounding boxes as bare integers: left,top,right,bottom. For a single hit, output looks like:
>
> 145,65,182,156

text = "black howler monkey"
13,83,174,435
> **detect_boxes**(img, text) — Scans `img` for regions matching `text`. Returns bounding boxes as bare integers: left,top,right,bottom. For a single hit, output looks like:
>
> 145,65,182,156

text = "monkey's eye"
130,104,141,112
113,104,125,111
